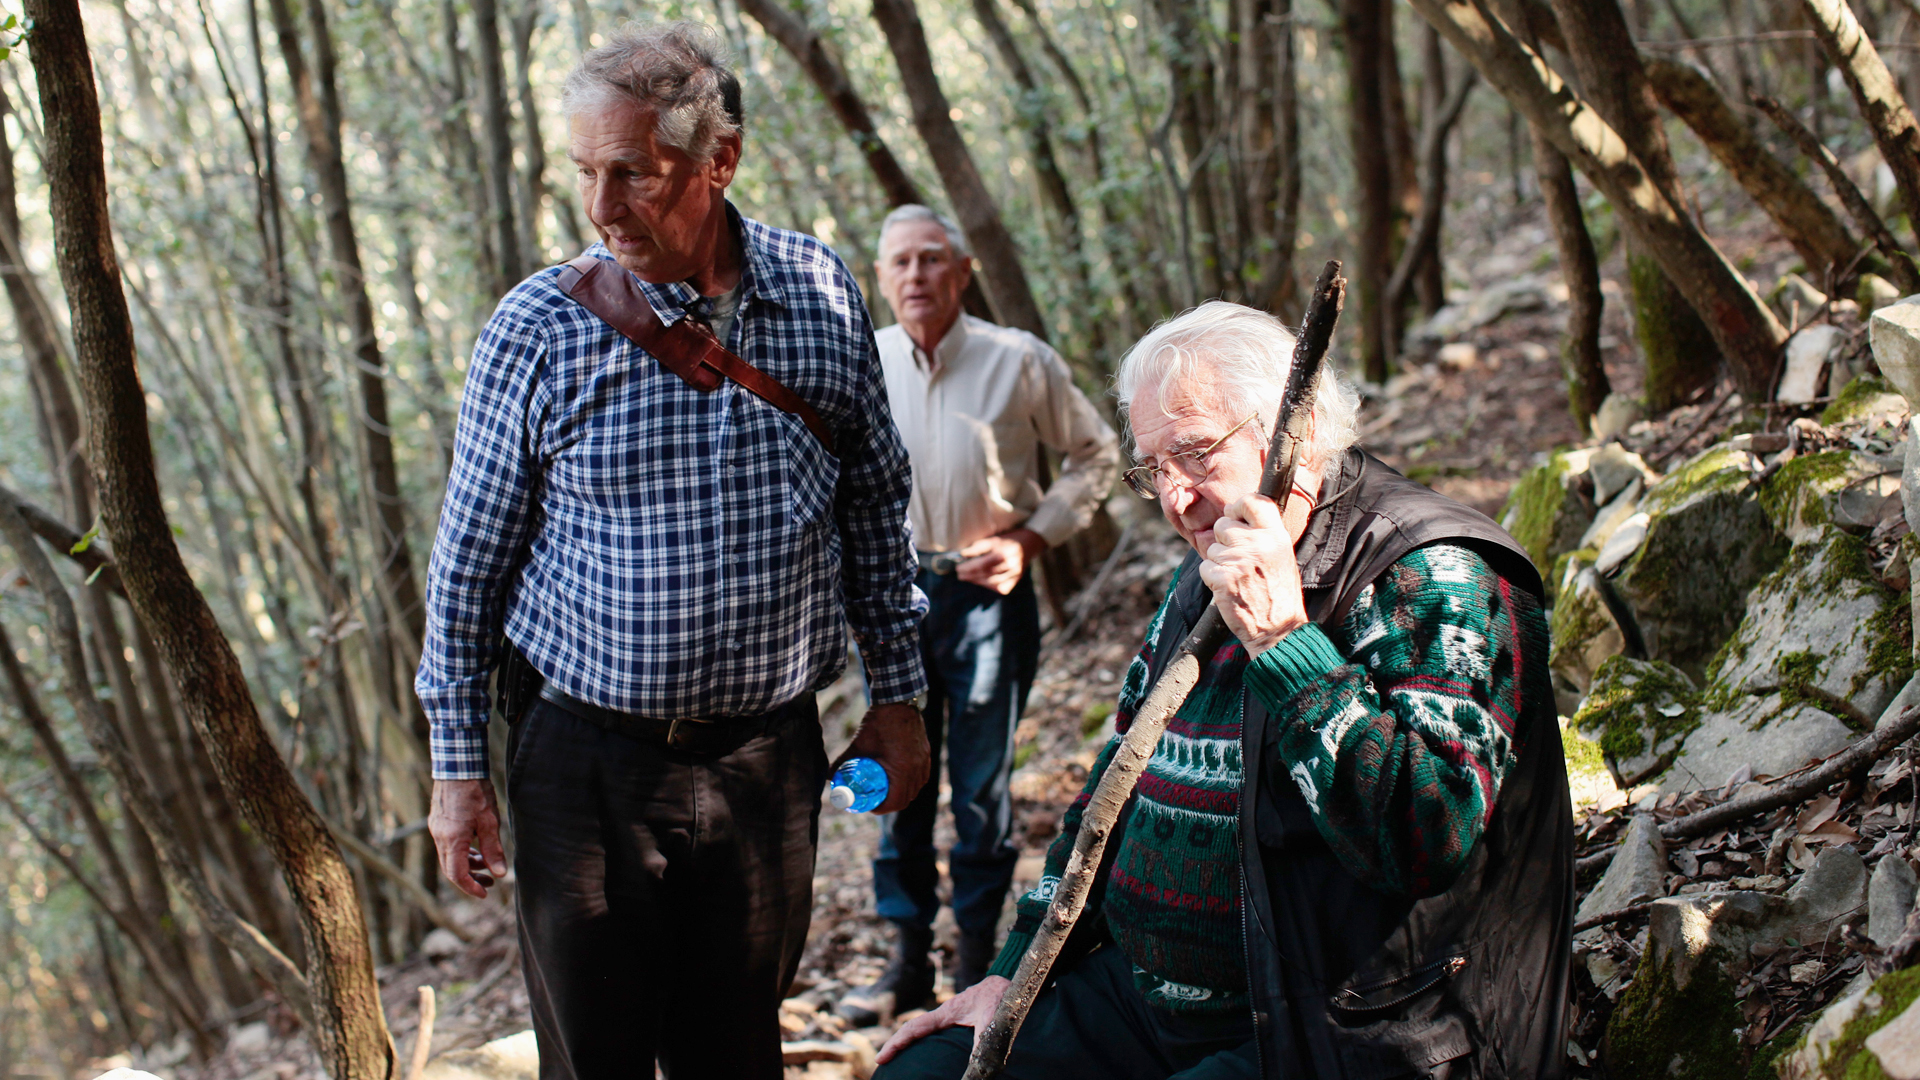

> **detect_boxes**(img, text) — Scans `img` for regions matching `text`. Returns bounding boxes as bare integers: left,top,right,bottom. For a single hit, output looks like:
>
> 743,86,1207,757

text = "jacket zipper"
1238,692,1267,1078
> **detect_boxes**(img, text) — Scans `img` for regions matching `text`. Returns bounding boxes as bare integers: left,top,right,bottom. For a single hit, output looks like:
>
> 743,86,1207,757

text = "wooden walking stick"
962,261,1348,1079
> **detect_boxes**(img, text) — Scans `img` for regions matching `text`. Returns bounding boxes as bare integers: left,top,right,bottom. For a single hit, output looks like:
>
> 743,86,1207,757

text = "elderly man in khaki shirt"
840,204,1119,1026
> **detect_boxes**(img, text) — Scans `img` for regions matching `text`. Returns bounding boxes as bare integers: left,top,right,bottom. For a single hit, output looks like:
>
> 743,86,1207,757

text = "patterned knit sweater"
988,542,1552,1014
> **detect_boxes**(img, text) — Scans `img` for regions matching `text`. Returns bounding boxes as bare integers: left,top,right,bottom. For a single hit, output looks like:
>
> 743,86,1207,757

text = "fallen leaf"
1806,820,1860,843
1798,794,1841,834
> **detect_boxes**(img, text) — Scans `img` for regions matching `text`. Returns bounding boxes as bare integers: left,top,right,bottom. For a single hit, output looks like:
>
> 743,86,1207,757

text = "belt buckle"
666,716,715,750
930,552,961,576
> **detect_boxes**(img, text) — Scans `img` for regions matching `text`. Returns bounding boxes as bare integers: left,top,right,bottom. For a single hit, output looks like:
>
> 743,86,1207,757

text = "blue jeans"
873,568,1039,937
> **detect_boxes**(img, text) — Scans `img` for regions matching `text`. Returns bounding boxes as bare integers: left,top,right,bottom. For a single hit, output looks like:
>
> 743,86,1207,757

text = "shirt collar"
597,202,787,326
912,313,970,376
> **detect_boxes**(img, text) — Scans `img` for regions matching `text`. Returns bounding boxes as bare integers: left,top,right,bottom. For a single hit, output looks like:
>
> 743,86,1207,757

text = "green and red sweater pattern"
988,543,1553,1014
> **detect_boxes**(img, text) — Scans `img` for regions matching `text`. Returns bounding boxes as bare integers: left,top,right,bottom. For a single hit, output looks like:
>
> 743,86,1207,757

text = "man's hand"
836,701,931,814
1198,493,1307,657
430,778,508,899
876,975,1010,1063
957,528,1046,595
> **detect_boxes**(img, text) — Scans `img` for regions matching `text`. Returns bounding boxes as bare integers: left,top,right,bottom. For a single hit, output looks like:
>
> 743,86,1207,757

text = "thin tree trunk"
1151,0,1231,298
1384,68,1475,341
737,0,996,323
511,0,551,264
1381,0,1422,333
1407,0,1789,397
1257,0,1303,316
1545,0,1719,412
1415,25,1449,316
1341,0,1396,382
19,4,392,1071
1645,56,1860,278
871,0,1050,340
1801,0,1920,248
266,0,430,755
967,0,1102,356
474,0,524,294
1754,94,1920,292
1537,133,1610,431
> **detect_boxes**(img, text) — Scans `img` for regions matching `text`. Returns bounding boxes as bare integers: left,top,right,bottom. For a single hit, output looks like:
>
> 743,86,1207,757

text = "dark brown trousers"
507,695,827,1079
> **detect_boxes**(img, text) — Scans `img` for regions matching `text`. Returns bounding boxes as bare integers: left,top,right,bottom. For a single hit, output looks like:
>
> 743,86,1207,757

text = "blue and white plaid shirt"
417,209,927,780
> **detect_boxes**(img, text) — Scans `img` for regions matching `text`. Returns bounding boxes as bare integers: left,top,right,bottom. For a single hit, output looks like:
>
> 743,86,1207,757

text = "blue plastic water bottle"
829,758,889,813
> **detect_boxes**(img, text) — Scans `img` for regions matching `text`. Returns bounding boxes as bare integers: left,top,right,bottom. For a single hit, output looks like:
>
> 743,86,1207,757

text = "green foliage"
1081,700,1115,737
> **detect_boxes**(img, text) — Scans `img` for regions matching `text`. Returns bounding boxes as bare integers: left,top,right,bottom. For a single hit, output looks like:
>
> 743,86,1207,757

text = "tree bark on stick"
1644,57,1860,278
1406,0,1789,399
1545,0,1719,412
737,0,995,323
20,2,392,1072
1754,94,1920,293
964,263,1346,1080
872,0,1050,341
1800,0,1920,249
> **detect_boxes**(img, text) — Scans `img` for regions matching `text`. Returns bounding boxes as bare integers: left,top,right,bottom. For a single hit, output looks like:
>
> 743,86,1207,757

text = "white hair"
878,204,972,259
1114,301,1362,467
560,22,743,162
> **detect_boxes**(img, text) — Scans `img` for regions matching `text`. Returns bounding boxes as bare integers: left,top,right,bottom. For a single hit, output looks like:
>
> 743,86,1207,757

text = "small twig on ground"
1572,902,1652,934
445,941,520,1015
406,986,437,1080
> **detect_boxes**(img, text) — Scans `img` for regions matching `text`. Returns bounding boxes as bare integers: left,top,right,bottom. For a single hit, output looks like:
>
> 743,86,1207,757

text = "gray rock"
1614,443,1786,677
1571,657,1697,788
1869,855,1917,946
1589,444,1654,507
1592,393,1647,442
422,1030,539,1080
93,1072,167,1080
1866,996,1920,1080
1660,692,1855,794
1780,324,1845,404
1779,978,1879,1080
1644,846,1867,991
1870,294,1920,407
1550,568,1632,705
1862,274,1905,314
1593,512,1648,577
1881,675,1920,732
1413,275,1556,341
1579,480,1643,553
1576,814,1667,935
1698,525,1911,728
420,927,464,959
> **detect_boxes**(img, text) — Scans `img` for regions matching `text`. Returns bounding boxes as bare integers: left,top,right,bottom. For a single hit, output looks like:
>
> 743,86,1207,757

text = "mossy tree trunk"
1545,0,1720,412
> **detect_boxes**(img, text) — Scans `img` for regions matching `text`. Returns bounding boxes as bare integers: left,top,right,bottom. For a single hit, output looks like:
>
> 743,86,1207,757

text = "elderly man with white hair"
416,22,930,1078
875,302,1572,1080
835,204,1120,1025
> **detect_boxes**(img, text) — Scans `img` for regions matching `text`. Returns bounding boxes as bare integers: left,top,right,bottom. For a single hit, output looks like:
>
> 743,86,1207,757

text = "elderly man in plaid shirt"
416,23,929,1079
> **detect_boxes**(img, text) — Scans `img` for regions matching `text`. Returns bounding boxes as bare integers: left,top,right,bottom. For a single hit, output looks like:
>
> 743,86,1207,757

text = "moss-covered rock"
1615,443,1787,678
1573,656,1699,788
1551,563,1633,709
1820,373,1909,427
1759,449,1904,544
1603,944,1743,1080
1663,527,1911,791
1776,966,1920,1079
1500,448,1598,585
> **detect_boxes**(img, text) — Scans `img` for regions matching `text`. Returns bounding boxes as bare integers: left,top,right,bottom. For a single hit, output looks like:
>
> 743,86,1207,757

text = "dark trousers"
873,944,1259,1079
874,569,1039,937
507,695,827,1080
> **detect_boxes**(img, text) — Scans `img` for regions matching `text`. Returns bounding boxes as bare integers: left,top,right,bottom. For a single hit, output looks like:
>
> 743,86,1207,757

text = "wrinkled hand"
836,702,931,814
957,528,1046,595
877,975,1011,1063
1197,493,1306,657
430,779,508,899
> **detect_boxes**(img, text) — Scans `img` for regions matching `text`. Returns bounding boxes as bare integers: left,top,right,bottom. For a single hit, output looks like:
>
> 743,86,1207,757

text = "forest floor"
148,200,1802,1080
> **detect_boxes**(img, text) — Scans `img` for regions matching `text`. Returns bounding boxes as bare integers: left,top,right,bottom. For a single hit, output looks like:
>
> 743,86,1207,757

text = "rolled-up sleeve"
834,308,928,706
415,304,548,781
1022,347,1121,549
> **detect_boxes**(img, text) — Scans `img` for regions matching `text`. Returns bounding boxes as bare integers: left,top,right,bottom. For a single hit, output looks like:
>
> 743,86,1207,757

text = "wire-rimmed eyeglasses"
1121,411,1261,499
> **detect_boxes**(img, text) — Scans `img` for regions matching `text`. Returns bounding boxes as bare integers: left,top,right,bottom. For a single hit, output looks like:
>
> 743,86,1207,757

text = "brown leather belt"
916,549,963,576
537,686,793,756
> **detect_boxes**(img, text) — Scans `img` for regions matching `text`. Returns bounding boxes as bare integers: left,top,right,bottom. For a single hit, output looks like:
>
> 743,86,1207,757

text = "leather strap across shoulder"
556,254,838,456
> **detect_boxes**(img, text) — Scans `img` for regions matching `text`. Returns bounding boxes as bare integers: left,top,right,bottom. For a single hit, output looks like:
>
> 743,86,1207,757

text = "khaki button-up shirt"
877,314,1120,553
